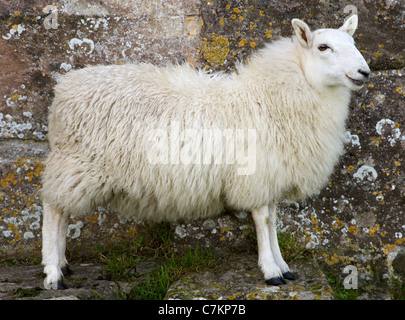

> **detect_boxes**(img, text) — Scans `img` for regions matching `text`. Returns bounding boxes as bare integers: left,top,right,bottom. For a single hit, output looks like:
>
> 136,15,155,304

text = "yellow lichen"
395,86,404,95
203,36,230,68
396,238,405,245
369,225,380,237
370,136,382,146
227,292,241,300
382,244,397,255
310,215,318,224
238,38,247,47
1,173,16,187
348,226,359,235
325,253,339,265
332,217,344,230
88,215,99,223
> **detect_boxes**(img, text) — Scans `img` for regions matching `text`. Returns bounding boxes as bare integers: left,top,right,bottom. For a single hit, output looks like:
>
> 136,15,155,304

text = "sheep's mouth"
346,75,365,87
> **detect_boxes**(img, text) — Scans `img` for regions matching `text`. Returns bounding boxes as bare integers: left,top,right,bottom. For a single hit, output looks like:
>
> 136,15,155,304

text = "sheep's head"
292,15,370,92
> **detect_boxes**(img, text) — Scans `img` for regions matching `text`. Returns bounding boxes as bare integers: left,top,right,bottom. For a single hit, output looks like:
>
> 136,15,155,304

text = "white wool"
42,38,351,222
42,15,370,288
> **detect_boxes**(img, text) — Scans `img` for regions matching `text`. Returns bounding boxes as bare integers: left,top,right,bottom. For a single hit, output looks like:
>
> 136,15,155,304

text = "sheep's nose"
358,69,370,79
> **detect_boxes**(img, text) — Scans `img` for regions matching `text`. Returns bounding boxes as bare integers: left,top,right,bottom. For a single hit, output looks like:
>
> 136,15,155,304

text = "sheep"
41,15,370,289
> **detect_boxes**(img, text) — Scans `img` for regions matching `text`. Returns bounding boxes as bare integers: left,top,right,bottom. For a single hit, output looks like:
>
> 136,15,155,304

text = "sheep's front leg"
252,205,286,285
268,203,295,280
42,202,65,289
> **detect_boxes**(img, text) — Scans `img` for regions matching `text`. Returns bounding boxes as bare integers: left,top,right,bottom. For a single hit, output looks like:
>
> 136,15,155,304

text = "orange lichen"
238,38,247,47
369,225,380,237
332,217,344,230
310,215,318,224
382,244,397,255
203,36,230,67
348,226,359,235
395,86,404,95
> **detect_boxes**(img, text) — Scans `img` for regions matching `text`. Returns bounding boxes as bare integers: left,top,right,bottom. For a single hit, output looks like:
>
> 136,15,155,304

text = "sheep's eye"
318,44,330,52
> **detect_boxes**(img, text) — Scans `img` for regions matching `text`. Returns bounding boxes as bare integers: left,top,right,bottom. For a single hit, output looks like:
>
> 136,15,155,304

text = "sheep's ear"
339,14,358,36
292,19,313,48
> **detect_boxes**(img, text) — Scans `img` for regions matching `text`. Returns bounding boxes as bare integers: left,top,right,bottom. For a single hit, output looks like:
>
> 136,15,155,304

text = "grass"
13,287,42,299
277,231,310,263
94,228,314,300
95,223,221,299
97,236,144,280
121,245,218,300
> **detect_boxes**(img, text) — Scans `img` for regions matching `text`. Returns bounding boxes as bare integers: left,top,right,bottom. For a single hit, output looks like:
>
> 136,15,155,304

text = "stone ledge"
165,253,334,300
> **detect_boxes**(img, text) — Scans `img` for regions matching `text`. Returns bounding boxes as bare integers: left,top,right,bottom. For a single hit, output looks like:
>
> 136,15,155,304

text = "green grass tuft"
118,245,219,300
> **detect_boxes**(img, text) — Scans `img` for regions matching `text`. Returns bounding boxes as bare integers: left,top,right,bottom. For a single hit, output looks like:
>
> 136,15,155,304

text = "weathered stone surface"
0,1,201,141
0,251,395,300
198,0,404,72
0,263,133,300
392,247,405,280
0,0,404,297
172,211,254,251
0,0,202,258
0,252,334,300
166,253,334,300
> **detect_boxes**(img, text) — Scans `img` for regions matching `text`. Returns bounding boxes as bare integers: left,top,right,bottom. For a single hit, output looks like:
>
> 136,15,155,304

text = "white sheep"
41,15,370,289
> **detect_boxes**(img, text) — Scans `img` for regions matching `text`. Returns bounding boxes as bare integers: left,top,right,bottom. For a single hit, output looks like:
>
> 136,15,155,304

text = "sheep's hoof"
43,279,67,290
61,266,73,276
57,282,67,290
266,277,286,286
282,271,295,280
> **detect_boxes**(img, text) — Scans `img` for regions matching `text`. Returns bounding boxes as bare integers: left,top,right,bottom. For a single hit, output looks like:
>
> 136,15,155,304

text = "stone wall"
0,0,404,282
0,0,202,257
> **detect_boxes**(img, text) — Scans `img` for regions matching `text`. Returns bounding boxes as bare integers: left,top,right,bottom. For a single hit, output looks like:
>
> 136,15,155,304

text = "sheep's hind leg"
58,212,72,276
42,202,65,289
268,203,295,281
252,205,285,285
